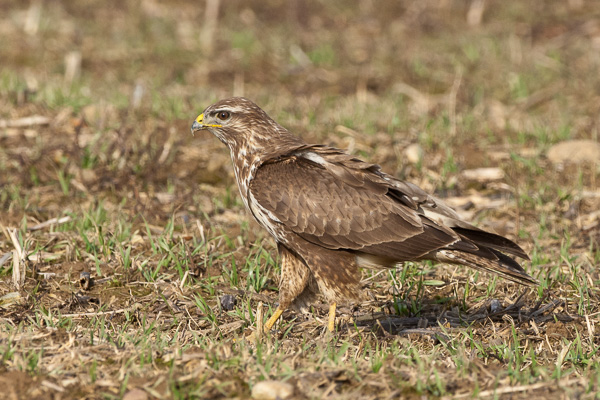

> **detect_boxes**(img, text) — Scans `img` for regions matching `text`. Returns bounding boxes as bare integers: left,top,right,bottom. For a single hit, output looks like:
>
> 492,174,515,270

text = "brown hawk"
191,97,535,333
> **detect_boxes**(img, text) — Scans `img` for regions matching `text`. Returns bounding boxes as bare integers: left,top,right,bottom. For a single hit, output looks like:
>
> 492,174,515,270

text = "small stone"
547,140,600,164
220,294,237,311
490,299,501,313
461,167,505,183
403,143,424,165
79,272,92,290
80,168,97,183
251,380,294,400
123,388,148,400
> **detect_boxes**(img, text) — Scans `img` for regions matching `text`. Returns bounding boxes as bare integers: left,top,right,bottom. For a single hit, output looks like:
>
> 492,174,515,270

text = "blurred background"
2,0,599,212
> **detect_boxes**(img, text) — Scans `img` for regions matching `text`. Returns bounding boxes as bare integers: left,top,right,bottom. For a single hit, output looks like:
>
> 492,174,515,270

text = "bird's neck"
230,150,257,212
227,131,306,212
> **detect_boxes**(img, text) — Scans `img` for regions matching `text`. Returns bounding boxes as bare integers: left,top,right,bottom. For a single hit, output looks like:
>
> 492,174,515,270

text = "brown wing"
249,155,461,260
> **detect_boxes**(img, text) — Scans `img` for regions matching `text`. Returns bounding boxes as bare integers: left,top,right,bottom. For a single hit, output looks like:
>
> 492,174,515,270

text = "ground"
1,0,600,399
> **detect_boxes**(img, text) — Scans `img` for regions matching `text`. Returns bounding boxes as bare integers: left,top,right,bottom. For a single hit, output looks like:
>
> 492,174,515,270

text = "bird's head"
191,97,280,149
191,97,308,164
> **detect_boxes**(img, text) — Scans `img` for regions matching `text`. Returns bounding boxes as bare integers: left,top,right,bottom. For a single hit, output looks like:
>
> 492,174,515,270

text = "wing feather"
249,154,458,258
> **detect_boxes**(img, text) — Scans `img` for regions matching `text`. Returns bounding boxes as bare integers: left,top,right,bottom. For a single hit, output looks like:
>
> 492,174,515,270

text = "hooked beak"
191,113,222,136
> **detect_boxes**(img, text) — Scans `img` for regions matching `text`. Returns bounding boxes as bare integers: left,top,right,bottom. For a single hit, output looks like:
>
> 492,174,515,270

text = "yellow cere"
196,113,222,128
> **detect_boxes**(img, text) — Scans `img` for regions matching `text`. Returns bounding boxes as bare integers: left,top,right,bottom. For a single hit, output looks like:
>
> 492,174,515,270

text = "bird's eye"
216,111,230,120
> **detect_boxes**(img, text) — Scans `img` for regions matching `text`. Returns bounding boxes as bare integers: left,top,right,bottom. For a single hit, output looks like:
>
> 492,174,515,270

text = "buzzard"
191,97,535,333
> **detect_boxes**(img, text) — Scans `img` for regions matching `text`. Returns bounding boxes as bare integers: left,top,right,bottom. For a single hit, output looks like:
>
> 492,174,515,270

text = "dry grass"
1,1,600,399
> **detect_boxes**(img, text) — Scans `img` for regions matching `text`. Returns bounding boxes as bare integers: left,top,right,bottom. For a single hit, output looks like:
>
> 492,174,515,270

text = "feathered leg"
264,244,312,332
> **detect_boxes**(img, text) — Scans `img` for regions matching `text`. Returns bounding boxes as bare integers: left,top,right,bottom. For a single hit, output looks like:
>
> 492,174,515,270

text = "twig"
528,299,563,318
393,82,431,114
24,0,42,36
256,301,264,340
396,328,450,342
41,380,64,393
64,51,82,84
516,83,563,111
28,216,72,231
0,252,12,268
467,0,486,26
60,305,140,318
528,294,547,315
200,0,220,56
448,69,463,137
453,378,581,398
0,115,50,128
8,228,25,289
180,270,189,290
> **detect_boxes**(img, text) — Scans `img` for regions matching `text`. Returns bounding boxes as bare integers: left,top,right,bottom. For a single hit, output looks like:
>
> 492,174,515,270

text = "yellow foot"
328,302,337,332
263,306,284,333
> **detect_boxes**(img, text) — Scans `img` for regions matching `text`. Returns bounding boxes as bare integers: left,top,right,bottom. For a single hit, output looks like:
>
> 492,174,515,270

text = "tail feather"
435,248,537,286
451,227,529,260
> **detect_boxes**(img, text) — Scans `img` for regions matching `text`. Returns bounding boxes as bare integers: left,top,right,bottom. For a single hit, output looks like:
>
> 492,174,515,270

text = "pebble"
220,294,237,311
490,299,501,313
251,380,294,400
403,143,424,165
123,388,148,400
460,167,505,183
547,140,600,164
